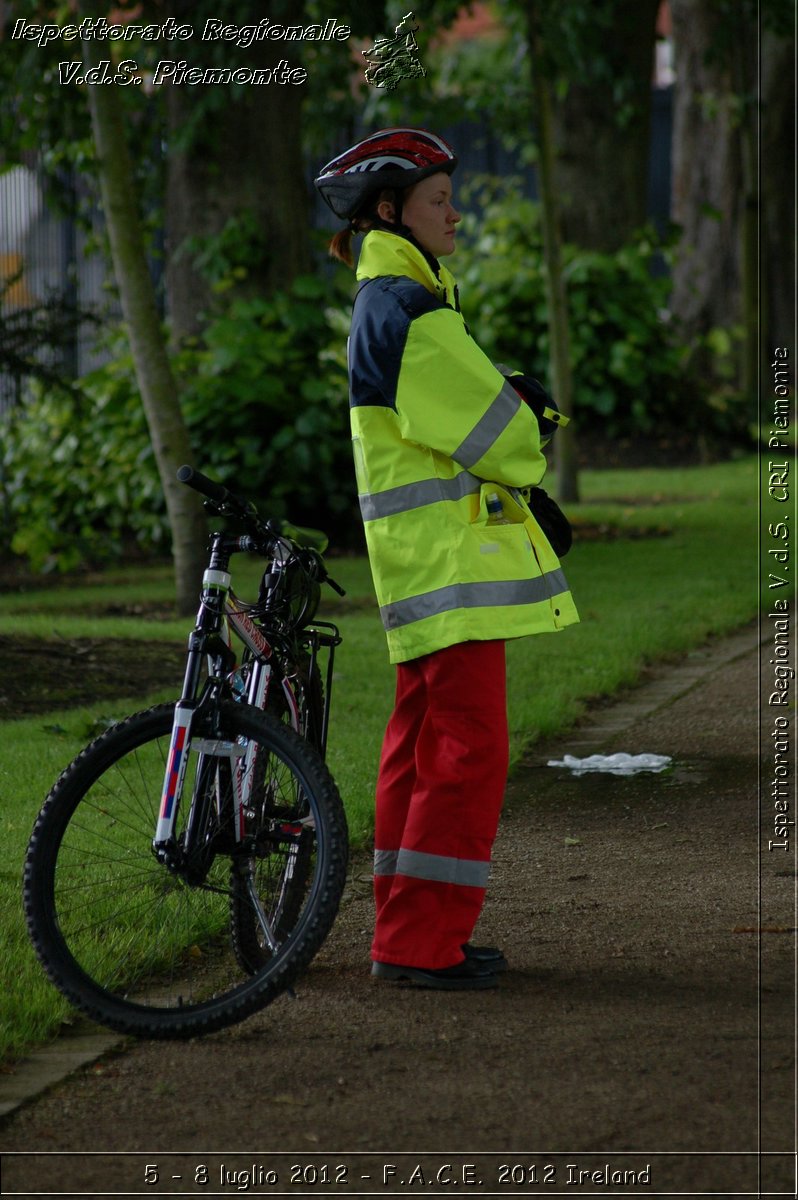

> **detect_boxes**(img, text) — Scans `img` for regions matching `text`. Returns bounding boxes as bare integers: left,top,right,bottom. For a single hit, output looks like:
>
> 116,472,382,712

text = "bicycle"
24,466,349,1040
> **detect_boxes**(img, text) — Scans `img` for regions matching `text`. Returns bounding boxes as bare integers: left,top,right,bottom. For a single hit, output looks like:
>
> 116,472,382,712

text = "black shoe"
371,957,498,990
463,942,508,972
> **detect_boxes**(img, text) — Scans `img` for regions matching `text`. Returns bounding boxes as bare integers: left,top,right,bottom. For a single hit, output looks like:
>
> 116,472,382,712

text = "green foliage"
455,178,748,439
2,358,163,572
0,5,164,224
385,0,657,147
528,0,659,129
2,275,355,573
180,211,268,296
0,4,89,216
177,274,354,529
352,2,525,139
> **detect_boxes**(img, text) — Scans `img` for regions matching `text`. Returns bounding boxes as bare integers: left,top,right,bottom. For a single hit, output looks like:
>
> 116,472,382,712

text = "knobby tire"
24,701,348,1039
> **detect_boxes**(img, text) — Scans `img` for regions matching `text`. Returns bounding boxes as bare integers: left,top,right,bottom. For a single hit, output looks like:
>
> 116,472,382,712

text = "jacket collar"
356,230,458,308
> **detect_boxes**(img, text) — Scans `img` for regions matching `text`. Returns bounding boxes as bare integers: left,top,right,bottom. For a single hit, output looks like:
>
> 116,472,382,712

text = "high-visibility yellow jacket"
349,229,579,664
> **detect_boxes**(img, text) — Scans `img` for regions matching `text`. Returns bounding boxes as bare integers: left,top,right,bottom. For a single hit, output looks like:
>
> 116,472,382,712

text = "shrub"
3,367,162,572
454,178,747,441
2,275,356,573
177,274,354,532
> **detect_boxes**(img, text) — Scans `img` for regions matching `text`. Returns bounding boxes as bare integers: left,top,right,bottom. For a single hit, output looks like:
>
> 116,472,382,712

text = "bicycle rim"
24,701,348,1039
231,657,324,974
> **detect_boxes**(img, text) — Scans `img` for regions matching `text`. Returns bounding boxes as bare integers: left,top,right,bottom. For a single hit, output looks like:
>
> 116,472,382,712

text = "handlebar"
178,465,346,597
177,464,256,518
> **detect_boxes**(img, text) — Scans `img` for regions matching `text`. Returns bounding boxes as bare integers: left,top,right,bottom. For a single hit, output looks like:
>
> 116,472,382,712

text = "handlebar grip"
177,465,231,506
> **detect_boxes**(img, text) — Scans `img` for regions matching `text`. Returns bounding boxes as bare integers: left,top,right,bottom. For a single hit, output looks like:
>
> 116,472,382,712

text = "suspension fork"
153,536,238,866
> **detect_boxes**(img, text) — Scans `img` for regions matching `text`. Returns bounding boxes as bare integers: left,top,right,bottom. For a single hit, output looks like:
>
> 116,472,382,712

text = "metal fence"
0,159,119,414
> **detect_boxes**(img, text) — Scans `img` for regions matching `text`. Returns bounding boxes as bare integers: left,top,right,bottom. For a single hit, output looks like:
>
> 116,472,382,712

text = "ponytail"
327,188,401,270
328,226,355,267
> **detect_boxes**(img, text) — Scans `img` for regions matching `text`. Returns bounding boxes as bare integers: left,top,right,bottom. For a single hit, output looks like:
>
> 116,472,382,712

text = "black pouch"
526,486,572,558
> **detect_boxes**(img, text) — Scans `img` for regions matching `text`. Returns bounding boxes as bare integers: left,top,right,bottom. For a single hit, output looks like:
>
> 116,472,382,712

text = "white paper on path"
547,752,672,776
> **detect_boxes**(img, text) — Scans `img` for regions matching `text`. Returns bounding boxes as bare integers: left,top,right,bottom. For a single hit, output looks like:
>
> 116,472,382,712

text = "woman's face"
380,172,461,258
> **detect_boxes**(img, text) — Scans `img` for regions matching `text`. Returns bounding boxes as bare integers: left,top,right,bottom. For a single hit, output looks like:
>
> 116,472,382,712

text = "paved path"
1,623,795,1198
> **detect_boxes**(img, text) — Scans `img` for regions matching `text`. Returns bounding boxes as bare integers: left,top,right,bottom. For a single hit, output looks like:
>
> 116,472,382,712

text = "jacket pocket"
470,483,535,564
471,482,528,527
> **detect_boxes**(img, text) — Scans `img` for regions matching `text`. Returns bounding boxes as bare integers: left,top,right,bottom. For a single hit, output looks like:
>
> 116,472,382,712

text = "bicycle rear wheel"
24,701,348,1039
264,650,324,750
231,654,326,974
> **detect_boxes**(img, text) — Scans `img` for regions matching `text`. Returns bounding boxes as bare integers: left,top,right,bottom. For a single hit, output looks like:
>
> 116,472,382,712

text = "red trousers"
372,640,509,968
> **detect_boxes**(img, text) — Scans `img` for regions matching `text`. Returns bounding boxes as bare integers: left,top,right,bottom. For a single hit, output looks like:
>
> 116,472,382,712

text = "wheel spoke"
24,701,347,1038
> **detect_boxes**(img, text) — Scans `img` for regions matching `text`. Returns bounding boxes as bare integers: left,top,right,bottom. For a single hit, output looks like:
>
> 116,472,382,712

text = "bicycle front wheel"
24,701,348,1039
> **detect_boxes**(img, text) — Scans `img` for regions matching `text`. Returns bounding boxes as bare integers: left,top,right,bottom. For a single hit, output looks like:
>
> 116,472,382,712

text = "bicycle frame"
151,528,340,875
24,463,349,1040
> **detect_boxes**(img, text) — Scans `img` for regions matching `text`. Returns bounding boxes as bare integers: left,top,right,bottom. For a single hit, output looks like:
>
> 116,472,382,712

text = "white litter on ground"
547,752,672,776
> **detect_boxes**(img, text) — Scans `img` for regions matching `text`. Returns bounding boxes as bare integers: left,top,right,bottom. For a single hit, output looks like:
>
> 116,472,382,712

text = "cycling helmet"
314,127,457,222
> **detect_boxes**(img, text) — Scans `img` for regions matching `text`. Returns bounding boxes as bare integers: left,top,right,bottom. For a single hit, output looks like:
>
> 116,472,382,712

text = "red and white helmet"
314,127,457,221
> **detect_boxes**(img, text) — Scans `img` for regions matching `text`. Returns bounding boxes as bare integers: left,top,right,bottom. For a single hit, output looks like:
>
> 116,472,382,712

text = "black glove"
522,485,572,557
506,375,568,441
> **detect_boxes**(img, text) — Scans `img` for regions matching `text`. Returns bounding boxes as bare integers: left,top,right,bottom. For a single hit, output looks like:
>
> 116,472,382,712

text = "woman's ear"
376,197,396,224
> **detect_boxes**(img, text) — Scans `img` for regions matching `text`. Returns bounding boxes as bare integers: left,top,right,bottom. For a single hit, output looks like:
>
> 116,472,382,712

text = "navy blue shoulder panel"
348,276,447,410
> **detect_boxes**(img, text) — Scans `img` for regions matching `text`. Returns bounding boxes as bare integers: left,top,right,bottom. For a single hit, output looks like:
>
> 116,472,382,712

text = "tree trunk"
164,0,311,344
82,37,207,614
760,27,795,355
669,0,744,345
550,0,660,252
527,3,579,503
728,18,758,403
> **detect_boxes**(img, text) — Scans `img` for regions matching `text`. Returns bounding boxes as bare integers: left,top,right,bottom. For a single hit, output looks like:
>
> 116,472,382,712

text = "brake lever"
202,496,259,523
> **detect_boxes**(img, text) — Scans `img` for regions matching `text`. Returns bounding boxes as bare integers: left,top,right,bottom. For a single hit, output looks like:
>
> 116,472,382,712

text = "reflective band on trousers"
451,379,521,468
359,469,481,523
374,848,490,889
381,570,569,631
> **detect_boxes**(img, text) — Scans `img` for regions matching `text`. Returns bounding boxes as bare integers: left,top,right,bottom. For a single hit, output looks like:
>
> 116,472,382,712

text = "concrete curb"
0,1027,124,1119
532,622,760,760
0,622,761,1121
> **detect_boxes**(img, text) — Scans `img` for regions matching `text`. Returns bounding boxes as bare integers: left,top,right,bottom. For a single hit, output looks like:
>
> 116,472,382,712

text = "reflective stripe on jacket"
349,229,579,664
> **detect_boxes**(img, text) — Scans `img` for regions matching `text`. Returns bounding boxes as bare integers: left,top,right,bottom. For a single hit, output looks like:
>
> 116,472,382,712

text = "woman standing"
315,128,578,990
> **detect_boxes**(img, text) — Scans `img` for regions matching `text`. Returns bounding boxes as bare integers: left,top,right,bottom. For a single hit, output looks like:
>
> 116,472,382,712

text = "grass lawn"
0,457,758,1059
